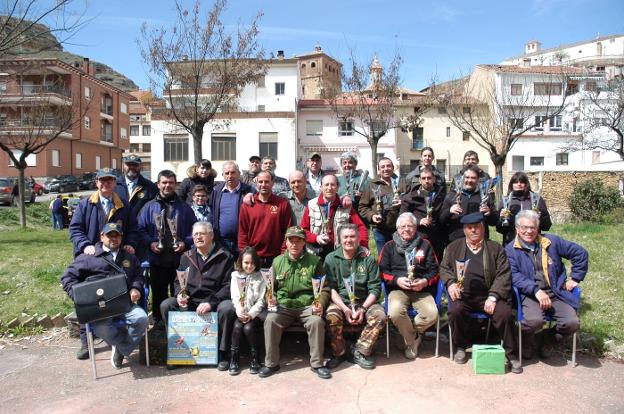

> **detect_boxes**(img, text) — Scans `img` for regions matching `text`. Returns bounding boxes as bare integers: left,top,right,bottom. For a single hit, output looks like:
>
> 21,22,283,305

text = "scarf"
392,231,422,255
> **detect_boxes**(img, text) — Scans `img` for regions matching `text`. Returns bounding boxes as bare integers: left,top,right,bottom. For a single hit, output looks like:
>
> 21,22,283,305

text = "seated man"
379,212,439,359
324,224,385,370
61,223,147,369
160,221,236,371
260,227,331,379
506,210,588,358
440,212,522,374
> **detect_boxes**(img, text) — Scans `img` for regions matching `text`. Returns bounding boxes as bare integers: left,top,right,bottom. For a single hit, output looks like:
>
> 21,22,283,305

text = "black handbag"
73,272,132,324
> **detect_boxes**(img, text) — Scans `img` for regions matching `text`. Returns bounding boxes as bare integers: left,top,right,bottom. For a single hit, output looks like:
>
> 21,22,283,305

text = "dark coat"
399,183,447,250
496,191,552,245
69,192,139,257
440,189,498,242
506,234,588,310
177,244,234,309
177,167,217,205
358,176,408,234
61,243,145,301
405,165,447,192
449,168,491,193
208,181,254,240
440,238,511,301
115,174,158,219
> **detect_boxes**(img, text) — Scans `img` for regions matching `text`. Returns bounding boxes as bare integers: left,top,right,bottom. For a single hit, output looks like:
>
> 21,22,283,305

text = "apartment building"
127,90,154,179
0,58,131,177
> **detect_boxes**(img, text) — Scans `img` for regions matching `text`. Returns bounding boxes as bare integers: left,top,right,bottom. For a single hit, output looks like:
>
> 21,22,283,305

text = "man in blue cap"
440,212,522,374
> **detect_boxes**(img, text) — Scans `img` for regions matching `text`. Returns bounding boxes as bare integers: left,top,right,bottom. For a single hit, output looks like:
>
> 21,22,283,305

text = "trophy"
236,274,248,313
318,205,331,237
343,273,358,314
454,175,464,204
167,213,179,250
344,170,353,193
356,170,369,195
154,209,166,251
426,191,436,220
500,193,512,227
391,177,401,205
405,248,416,282
479,177,500,208
311,274,326,306
455,259,470,293
176,266,190,311
260,268,277,312
373,185,383,216
530,190,541,213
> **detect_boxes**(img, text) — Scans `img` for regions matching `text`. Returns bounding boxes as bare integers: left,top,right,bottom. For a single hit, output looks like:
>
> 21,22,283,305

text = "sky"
32,0,624,91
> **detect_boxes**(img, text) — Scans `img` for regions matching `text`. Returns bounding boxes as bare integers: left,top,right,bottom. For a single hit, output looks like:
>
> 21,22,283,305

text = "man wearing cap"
336,152,371,211
260,226,331,379
260,156,290,195
303,153,326,196
241,155,262,186
278,170,315,225
115,154,158,222
238,171,293,268
61,222,147,369
449,150,492,193
137,170,197,325
177,159,217,204
440,212,522,373
70,168,139,258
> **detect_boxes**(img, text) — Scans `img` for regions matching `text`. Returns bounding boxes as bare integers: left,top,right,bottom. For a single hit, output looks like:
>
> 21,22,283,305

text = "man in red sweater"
238,171,293,268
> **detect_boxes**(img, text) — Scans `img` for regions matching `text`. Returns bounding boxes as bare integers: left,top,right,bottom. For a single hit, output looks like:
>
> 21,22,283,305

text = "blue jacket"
506,234,588,310
137,195,196,266
69,192,139,257
61,243,145,301
208,181,254,240
115,174,158,219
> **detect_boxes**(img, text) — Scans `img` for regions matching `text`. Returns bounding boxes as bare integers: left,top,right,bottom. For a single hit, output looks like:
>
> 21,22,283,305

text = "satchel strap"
102,253,127,276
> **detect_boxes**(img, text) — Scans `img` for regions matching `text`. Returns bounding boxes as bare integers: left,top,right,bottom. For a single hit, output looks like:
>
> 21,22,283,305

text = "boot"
249,347,261,375
228,348,240,376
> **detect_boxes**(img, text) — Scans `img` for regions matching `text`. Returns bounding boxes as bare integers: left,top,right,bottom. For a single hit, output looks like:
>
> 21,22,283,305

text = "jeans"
373,229,391,255
90,305,148,357
52,212,63,230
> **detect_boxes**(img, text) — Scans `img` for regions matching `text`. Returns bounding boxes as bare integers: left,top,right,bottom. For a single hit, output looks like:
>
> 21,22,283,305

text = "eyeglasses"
398,224,416,229
518,225,537,232
193,194,207,198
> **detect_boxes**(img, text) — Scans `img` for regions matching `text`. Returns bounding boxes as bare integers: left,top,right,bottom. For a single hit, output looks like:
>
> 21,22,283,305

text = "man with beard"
115,154,158,220
241,155,262,186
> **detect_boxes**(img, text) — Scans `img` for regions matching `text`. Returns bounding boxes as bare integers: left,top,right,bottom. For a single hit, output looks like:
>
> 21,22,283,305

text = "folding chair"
513,286,580,367
382,278,444,358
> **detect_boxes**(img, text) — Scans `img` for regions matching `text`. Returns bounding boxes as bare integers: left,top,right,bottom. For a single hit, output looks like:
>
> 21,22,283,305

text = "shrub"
568,180,622,222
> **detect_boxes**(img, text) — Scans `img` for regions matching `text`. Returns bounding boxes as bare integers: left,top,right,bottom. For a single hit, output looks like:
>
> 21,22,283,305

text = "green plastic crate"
472,344,505,375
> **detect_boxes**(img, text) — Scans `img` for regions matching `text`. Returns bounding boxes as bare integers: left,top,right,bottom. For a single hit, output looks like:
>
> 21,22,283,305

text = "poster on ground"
166,311,218,365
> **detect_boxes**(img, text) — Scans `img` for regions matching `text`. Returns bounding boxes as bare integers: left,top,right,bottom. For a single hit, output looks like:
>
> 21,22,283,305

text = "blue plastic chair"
86,261,151,379
513,286,580,367
445,286,493,361
382,278,444,358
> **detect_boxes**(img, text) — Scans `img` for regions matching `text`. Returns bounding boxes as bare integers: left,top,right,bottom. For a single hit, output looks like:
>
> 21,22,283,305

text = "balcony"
0,84,71,106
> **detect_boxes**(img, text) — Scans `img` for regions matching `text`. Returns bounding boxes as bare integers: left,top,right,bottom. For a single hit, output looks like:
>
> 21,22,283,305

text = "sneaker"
454,348,468,364
352,349,376,370
311,366,332,379
258,365,280,378
507,358,523,374
76,345,89,360
111,346,123,369
325,353,348,369
404,334,422,360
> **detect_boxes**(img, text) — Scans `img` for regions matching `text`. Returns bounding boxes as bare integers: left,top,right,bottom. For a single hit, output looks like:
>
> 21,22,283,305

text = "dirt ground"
0,331,622,414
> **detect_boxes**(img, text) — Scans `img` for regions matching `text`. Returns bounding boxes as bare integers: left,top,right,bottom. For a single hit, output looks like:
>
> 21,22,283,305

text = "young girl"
229,246,266,375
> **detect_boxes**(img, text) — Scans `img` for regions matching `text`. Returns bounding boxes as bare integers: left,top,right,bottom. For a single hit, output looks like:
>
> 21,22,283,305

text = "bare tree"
435,65,574,193
0,0,86,58
0,63,81,227
329,52,425,175
139,0,266,164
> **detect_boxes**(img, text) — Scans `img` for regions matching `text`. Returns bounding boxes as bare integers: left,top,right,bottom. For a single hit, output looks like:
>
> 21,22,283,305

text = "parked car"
45,175,79,193
77,172,97,190
26,177,46,195
0,177,35,205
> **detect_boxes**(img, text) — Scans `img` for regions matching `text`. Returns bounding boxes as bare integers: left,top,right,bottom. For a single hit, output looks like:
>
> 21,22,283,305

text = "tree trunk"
17,167,26,228
369,139,378,178
192,127,204,165
494,162,505,208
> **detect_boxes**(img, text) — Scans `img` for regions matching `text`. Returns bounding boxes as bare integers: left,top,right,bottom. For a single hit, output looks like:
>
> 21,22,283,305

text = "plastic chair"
382,278,444,358
513,286,580,367
445,286,493,361
86,261,151,379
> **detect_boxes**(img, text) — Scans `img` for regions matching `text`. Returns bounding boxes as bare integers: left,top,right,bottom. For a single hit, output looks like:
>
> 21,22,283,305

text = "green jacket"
272,251,328,309
323,246,381,305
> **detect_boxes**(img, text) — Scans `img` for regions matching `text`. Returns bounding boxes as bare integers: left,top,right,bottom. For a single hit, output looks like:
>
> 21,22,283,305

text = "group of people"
60,148,588,378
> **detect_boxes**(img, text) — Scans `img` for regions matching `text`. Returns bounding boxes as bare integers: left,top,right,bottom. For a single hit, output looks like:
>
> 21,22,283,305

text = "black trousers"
150,264,176,322
231,317,262,349
448,295,518,359
160,298,237,352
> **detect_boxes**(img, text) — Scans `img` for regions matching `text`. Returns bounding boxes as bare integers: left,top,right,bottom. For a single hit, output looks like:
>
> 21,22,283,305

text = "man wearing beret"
440,212,522,374
260,226,332,379
61,223,147,369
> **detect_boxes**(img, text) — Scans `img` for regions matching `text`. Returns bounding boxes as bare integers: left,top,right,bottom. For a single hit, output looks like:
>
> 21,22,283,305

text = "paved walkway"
1,332,622,414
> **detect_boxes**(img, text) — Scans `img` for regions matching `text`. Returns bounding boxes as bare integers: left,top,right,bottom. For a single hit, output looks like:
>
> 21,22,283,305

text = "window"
549,115,562,131
585,81,597,92
142,125,151,136
556,153,569,166
311,62,316,68
84,86,91,99
510,118,524,130
412,127,424,150
438,107,447,114
510,84,523,96
462,106,471,114
120,102,128,114
95,155,101,170
84,116,91,129
596,66,605,72
130,143,140,152
142,143,151,152
130,125,140,136
112,158,117,169
75,153,82,169
370,121,387,138
534,82,562,96
446,126,451,137
101,122,113,142
0,82,6,93
567,81,579,95
462,131,470,141
51,150,60,167
512,155,525,171
259,132,278,159
275,82,285,95
257,105,265,112
306,120,323,136
530,156,544,166
8,150,36,167
120,127,127,139
164,135,189,161
338,121,354,136
534,116,547,131
211,134,236,161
